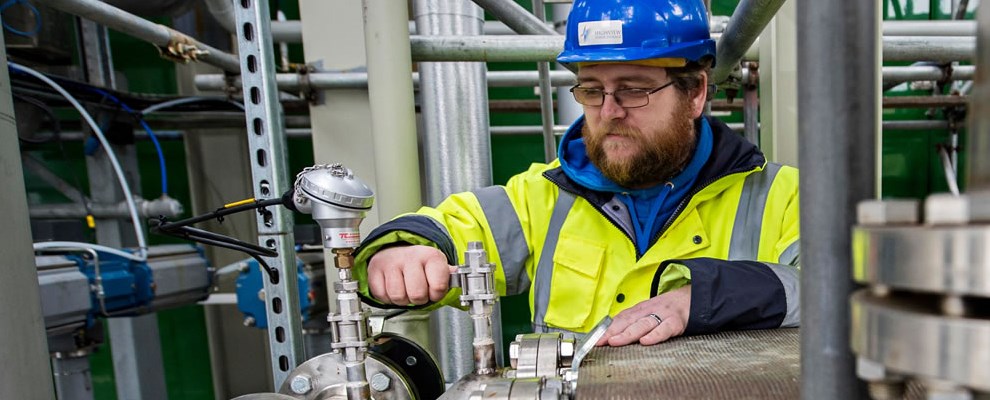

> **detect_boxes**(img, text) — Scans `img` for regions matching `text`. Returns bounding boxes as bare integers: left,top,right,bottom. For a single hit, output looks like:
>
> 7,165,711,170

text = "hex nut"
370,373,391,392
508,342,520,369
289,375,312,395
857,200,919,226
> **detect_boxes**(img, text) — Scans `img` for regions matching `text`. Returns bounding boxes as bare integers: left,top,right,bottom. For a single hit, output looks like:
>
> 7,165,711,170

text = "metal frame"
234,0,304,387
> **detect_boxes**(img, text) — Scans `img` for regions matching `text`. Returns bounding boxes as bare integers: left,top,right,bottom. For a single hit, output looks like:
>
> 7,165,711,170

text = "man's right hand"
367,245,456,305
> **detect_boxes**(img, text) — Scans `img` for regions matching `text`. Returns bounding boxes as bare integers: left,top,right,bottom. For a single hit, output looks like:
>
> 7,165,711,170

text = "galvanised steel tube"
414,0,498,387
411,35,562,62
35,0,240,72
797,0,874,398
882,65,975,84
712,0,787,85
883,20,976,37
194,70,578,91
471,0,556,35
203,0,301,43
884,36,975,62
968,2,990,191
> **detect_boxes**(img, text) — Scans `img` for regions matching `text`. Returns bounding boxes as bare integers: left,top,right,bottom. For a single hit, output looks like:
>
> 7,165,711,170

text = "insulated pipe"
34,0,239,72
362,0,422,226
413,0,497,387
471,0,557,36
711,0,787,86
968,3,990,191
797,0,875,399
203,0,301,43
29,198,184,220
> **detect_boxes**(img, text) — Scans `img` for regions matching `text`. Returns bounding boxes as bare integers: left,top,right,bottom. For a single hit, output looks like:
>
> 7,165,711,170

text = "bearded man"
352,0,801,346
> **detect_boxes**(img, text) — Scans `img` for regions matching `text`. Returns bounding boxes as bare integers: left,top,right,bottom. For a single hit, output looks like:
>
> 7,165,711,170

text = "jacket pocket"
543,234,606,330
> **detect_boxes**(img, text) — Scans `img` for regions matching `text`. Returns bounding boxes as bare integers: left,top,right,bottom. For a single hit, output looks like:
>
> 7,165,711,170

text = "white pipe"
34,241,145,262
361,1,422,220
10,62,148,260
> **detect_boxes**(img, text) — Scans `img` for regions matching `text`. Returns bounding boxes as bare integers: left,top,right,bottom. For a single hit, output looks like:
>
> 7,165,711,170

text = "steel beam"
234,0,304,387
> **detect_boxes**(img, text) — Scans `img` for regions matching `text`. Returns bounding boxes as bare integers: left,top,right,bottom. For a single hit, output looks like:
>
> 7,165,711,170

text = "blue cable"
91,88,169,196
0,0,41,37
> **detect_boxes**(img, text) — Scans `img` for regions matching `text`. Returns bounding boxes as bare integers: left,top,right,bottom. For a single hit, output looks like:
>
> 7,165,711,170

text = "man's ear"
689,73,709,118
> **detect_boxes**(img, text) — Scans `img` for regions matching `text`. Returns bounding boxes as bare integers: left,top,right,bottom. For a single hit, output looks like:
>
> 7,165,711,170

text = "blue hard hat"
557,0,716,68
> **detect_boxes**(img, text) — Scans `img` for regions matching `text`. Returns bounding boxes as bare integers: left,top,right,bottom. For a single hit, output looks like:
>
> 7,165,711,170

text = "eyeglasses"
568,81,676,108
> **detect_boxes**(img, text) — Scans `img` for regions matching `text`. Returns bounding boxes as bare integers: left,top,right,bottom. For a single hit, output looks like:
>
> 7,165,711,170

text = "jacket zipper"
543,163,763,257
652,164,761,244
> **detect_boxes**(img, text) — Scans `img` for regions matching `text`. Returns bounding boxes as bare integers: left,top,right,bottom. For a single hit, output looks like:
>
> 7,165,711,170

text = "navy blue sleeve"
652,257,788,335
356,215,459,265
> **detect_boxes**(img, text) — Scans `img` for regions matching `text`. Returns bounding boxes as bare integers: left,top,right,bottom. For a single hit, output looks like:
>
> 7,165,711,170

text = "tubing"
712,0,787,85
10,62,148,260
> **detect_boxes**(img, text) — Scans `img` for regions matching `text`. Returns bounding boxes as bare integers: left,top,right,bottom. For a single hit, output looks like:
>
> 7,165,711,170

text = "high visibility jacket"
354,117,800,335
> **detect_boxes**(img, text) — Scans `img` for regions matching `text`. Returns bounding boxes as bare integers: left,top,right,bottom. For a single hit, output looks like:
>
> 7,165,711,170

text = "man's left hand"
596,285,691,346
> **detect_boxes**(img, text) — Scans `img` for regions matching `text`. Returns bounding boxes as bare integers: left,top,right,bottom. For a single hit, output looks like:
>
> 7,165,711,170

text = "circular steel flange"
276,352,415,400
852,225,990,297
850,290,990,392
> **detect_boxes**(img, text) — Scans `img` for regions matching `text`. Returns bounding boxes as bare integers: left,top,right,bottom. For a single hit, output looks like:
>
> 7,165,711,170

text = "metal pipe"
967,2,990,191
361,0,422,244
35,0,240,72
194,70,578,91
743,84,759,146
21,153,90,204
414,0,498,387
883,20,975,37
203,0,302,43
712,0,787,85
882,120,951,130
881,95,967,108
797,0,874,398
882,65,975,84
883,36,975,62
29,197,184,219
531,0,557,162
471,0,556,35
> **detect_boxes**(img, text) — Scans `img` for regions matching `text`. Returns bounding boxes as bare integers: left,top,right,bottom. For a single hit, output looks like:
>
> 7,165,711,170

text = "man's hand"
367,245,456,305
596,285,692,346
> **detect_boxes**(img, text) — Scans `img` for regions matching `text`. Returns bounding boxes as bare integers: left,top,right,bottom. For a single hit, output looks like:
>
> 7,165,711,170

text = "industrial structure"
1,0,987,399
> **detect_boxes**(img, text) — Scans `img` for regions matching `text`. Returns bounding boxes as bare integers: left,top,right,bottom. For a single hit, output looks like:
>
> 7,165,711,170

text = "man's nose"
600,94,627,120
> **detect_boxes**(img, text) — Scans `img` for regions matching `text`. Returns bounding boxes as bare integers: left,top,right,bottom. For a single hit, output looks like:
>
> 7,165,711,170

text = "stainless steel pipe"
35,0,239,72
712,0,787,85
968,2,990,191
471,0,556,35
883,20,976,37
194,70,578,91
797,0,875,398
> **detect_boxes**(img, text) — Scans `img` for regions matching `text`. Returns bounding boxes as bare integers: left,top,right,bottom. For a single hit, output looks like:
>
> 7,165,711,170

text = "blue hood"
556,116,714,255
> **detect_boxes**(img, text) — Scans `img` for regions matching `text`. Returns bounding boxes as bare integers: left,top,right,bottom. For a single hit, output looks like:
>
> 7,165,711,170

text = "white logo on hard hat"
578,20,623,46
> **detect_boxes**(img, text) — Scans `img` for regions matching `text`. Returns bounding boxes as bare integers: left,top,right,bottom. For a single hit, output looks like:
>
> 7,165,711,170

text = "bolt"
404,356,417,366
257,289,266,301
289,375,312,394
560,340,575,367
370,373,391,392
509,342,520,369
238,262,250,273
242,316,256,327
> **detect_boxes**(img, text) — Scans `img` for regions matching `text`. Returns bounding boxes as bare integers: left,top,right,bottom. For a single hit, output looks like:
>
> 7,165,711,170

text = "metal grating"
577,328,801,399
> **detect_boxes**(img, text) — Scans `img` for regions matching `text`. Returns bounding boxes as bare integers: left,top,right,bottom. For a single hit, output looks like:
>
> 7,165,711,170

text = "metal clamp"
159,30,209,63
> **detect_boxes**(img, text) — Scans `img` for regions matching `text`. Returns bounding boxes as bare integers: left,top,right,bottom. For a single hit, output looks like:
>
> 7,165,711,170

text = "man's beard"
583,99,698,188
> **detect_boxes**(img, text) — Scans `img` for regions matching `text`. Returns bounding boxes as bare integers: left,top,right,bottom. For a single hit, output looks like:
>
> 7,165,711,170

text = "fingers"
424,252,453,302
606,315,663,347
639,315,685,346
367,245,453,305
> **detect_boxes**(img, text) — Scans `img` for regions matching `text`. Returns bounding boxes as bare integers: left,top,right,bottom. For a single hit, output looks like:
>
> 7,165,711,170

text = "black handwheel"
369,332,445,400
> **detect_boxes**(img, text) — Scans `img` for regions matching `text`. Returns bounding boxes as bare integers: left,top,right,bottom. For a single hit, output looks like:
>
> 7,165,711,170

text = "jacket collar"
544,116,766,207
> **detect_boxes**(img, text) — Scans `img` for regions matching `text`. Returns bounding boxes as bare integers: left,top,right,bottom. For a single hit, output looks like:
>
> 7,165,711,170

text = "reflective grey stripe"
778,240,800,266
474,186,531,295
532,190,576,328
764,262,800,327
728,163,782,260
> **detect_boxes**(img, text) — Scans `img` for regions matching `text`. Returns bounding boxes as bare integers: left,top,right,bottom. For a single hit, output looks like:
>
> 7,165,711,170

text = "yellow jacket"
355,117,799,335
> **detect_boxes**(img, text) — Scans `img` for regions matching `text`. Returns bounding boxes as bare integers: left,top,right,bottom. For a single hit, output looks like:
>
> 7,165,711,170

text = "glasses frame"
568,81,676,109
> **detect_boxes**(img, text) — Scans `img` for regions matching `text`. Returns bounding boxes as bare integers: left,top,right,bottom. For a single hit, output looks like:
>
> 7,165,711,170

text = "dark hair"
666,57,713,99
